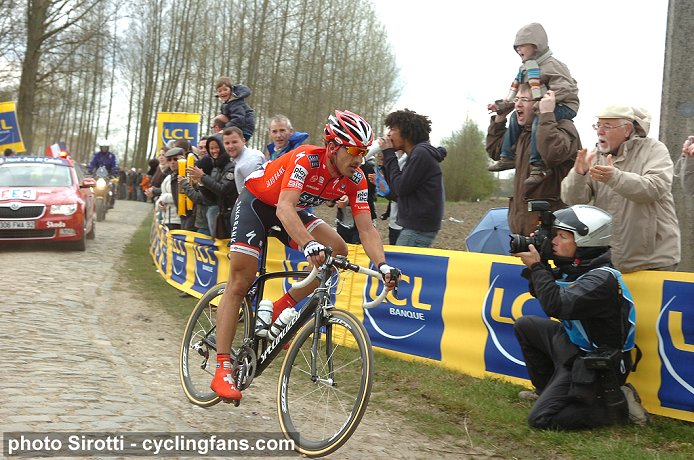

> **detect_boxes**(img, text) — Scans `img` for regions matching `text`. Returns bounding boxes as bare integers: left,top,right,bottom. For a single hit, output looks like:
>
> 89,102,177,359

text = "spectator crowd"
25,21,689,433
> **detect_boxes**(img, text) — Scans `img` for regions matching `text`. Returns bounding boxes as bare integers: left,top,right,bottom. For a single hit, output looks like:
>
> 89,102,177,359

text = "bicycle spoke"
179,284,249,407
278,310,373,457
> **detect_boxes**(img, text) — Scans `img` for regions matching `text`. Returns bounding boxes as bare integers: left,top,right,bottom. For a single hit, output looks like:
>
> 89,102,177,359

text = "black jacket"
220,84,255,138
381,142,445,232
199,135,238,211
525,250,629,350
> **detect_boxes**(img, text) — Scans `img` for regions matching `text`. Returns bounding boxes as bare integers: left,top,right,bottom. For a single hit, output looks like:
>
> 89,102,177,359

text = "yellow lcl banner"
156,112,201,150
0,102,26,153
150,218,694,423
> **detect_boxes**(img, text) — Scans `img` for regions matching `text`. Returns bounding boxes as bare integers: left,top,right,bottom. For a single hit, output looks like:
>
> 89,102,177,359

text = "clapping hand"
574,148,597,176
589,154,615,183
682,136,694,158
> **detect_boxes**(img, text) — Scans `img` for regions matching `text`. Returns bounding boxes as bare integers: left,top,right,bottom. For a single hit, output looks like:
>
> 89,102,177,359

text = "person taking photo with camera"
512,204,647,430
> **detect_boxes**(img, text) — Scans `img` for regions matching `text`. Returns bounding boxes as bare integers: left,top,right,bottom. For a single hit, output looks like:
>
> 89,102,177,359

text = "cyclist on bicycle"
211,110,401,401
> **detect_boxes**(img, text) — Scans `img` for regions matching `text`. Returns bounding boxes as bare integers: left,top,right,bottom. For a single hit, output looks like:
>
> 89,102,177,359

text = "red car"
0,156,96,250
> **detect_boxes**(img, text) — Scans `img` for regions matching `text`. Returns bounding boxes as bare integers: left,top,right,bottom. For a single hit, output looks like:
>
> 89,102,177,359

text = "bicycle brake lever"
389,268,400,298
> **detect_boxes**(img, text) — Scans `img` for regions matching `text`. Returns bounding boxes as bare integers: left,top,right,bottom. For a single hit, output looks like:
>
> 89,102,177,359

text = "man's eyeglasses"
345,146,368,157
592,123,629,131
513,97,531,103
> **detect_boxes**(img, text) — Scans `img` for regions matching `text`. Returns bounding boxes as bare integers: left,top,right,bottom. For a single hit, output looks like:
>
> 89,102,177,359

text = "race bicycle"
179,240,391,458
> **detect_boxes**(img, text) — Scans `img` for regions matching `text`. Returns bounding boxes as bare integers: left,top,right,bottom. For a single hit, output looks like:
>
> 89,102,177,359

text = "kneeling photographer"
512,203,647,429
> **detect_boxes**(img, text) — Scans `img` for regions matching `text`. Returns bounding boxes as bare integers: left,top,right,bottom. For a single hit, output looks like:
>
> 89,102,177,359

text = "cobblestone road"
0,200,497,459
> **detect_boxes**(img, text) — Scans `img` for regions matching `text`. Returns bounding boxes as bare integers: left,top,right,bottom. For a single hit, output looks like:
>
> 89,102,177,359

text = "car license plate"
0,221,36,229
0,189,37,200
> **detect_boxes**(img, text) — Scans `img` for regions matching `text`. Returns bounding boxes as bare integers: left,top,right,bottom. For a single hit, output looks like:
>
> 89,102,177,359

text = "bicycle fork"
310,292,337,387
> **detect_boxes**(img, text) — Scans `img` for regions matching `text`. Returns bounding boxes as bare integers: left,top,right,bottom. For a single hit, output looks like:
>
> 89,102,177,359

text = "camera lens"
509,234,532,254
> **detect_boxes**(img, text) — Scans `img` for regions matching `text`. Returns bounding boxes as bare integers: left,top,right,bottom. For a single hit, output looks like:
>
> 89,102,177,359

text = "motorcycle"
94,166,116,221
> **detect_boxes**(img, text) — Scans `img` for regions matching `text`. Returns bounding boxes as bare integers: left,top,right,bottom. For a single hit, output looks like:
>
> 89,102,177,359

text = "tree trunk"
17,0,50,153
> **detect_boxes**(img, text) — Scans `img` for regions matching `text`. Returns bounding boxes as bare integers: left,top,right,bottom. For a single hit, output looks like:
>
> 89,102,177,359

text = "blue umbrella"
465,207,511,255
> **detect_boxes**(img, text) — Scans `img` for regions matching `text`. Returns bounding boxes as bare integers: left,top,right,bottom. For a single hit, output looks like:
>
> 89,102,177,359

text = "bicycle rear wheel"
179,283,250,407
277,309,374,457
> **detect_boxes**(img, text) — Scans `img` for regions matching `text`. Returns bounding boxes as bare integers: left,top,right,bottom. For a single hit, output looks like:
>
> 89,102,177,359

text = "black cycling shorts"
229,188,324,259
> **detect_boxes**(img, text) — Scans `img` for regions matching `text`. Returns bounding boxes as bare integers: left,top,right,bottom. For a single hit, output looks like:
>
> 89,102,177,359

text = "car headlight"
96,177,107,188
50,204,78,215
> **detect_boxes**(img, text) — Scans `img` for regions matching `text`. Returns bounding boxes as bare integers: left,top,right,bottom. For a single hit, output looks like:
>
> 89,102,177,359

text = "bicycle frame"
195,234,387,391
245,268,325,378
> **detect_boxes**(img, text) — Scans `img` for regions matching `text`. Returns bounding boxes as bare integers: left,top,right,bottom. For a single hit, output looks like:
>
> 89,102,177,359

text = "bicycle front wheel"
179,283,250,407
277,309,374,458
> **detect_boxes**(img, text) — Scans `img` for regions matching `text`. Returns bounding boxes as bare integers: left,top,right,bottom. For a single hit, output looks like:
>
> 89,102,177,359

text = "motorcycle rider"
88,140,119,177
88,140,119,208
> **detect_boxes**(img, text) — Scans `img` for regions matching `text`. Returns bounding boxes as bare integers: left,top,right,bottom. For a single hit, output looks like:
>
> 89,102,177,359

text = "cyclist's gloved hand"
303,240,325,259
378,262,401,294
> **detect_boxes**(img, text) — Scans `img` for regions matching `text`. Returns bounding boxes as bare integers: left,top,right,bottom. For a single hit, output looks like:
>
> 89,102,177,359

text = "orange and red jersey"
245,145,371,215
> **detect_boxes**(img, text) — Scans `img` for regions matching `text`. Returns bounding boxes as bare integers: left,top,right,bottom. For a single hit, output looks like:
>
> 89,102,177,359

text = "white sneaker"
621,383,648,426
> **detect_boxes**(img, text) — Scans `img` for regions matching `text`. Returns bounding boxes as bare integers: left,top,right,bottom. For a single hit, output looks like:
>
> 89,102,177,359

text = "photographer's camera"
509,200,555,259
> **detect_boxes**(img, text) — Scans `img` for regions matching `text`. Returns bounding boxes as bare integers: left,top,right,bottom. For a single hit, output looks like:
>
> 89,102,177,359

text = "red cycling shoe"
210,355,242,401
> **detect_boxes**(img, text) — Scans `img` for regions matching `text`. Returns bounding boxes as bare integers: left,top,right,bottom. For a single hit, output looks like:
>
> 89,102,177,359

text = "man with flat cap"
156,147,186,230
561,105,680,273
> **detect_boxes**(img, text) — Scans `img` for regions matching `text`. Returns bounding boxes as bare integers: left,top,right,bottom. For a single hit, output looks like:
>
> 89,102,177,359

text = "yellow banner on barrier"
150,220,694,422
0,102,26,153
156,112,201,150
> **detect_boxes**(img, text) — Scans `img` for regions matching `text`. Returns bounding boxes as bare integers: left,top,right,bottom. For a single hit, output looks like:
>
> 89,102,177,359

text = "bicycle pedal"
220,397,241,407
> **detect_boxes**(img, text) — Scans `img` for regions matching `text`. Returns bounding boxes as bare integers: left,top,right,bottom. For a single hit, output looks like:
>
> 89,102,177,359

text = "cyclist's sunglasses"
344,146,368,157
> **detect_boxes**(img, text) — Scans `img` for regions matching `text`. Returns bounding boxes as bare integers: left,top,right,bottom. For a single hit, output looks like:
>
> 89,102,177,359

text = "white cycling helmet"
553,205,612,248
97,139,110,148
324,110,374,148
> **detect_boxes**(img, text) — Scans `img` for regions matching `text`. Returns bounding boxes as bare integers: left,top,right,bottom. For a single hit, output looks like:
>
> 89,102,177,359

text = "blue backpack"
556,266,636,354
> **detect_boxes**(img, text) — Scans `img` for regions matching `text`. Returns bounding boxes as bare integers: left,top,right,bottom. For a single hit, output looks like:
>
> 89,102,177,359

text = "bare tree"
15,0,107,153
3,0,400,164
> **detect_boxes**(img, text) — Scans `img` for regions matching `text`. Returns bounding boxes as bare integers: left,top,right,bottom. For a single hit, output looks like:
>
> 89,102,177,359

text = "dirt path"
0,200,500,459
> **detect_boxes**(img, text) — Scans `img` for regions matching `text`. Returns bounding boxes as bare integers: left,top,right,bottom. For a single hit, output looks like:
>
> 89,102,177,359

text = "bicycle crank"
233,345,257,391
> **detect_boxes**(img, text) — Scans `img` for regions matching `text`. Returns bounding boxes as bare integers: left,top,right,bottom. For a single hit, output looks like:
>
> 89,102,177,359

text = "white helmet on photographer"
553,205,612,248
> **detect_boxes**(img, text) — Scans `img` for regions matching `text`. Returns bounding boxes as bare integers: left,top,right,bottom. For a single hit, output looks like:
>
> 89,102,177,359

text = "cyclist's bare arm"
276,189,325,266
354,211,397,291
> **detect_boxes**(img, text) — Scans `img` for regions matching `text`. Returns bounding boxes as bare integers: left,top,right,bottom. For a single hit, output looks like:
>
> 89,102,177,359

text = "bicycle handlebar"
291,266,318,289
289,256,391,309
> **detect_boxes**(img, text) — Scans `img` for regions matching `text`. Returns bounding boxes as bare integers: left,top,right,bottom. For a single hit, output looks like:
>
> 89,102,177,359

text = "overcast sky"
370,0,669,147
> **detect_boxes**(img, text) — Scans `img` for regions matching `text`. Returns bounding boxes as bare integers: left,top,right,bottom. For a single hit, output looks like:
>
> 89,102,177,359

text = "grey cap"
164,147,185,158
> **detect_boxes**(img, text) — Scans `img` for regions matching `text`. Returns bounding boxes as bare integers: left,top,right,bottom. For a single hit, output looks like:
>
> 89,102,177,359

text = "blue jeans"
501,105,577,165
206,205,219,237
396,228,437,248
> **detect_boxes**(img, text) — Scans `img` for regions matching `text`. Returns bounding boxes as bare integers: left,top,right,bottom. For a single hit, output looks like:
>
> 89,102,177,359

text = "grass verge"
123,217,693,460
122,217,198,321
